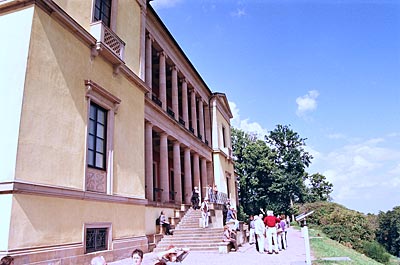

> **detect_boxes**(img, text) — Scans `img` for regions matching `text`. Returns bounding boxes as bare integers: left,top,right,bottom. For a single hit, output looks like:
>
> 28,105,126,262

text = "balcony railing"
152,94,162,107
179,117,185,126
90,21,125,61
189,127,194,134
197,134,202,140
153,187,163,202
167,107,175,119
169,191,177,202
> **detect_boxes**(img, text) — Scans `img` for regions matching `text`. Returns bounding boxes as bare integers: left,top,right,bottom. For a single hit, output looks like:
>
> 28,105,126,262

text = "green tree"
305,173,333,202
376,206,400,256
265,124,313,208
231,128,277,217
232,125,314,217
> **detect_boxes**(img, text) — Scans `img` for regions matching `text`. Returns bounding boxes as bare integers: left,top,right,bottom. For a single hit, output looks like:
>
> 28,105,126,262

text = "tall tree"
376,206,400,256
231,128,277,216
305,173,333,202
265,125,313,209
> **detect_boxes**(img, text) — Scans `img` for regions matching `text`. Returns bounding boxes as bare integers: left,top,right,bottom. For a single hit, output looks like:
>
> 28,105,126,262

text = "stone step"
154,242,228,252
153,207,224,253
157,235,222,241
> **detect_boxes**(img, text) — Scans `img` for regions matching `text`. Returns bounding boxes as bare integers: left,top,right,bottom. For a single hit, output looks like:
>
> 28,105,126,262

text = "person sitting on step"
159,211,173,235
222,225,238,252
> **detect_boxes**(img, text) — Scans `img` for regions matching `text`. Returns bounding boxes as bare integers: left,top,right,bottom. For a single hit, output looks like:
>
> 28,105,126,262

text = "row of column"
145,34,210,143
145,122,211,204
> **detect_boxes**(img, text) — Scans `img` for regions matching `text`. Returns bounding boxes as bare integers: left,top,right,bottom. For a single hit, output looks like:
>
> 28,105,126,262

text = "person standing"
280,214,288,249
248,215,256,244
191,187,200,209
213,185,218,202
264,210,280,254
200,197,209,228
207,185,213,203
254,214,265,254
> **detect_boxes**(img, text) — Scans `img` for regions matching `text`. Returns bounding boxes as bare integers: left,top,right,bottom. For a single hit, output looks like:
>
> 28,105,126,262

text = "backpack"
155,216,160,225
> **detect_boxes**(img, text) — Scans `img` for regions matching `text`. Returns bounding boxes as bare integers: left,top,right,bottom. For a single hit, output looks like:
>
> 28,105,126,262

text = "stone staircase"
152,207,227,252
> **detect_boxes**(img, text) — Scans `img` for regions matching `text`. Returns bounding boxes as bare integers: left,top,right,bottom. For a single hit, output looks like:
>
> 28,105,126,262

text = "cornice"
1,0,150,95
0,181,148,206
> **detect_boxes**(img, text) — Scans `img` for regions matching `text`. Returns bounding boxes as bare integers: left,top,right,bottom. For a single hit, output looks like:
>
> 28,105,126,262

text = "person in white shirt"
200,197,209,228
254,214,266,254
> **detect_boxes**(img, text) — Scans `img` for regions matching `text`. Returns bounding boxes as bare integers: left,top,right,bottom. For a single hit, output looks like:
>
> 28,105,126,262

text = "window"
93,0,112,27
84,223,112,254
85,80,120,193
88,103,107,170
226,173,231,198
222,126,226,147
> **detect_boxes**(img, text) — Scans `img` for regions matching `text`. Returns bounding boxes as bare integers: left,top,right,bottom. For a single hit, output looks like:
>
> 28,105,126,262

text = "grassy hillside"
308,228,399,265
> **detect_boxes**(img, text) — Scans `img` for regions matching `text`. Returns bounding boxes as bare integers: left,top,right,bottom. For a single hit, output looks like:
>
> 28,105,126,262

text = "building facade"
0,0,236,264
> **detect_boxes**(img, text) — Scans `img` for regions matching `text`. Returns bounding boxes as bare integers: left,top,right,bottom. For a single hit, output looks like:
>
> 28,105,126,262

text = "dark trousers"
162,223,172,235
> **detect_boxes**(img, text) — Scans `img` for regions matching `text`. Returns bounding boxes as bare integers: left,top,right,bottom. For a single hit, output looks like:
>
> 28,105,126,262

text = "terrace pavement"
110,226,314,265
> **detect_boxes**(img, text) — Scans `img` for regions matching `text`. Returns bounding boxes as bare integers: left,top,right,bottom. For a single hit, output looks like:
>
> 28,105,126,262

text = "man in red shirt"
263,210,280,254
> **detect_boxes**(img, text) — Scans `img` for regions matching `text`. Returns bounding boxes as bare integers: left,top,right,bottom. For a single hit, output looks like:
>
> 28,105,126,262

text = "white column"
211,98,219,149
145,122,153,200
171,66,179,119
193,153,200,193
159,132,169,202
145,34,153,96
204,104,211,146
184,147,192,204
181,79,189,129
198,99,204,140
173,141,182,204
139,6,146,80
201,157,207,199
158,51,167,111
207,161,213,187
190,89,197,136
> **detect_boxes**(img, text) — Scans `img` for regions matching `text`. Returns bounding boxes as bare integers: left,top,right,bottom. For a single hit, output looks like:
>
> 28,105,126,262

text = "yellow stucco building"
0,0,236,263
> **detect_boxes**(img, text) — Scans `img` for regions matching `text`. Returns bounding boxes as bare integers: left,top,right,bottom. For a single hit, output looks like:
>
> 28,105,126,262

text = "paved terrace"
110,227,313,265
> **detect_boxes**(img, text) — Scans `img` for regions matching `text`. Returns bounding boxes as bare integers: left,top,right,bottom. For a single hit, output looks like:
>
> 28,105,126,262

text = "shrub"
362,241,391,264
297,202,375,250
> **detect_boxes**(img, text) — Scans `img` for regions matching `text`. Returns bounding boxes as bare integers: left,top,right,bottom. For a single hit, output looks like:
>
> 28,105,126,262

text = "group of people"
90,246,189,265
248,211,289,254
191,186,211,228
206,184,219,203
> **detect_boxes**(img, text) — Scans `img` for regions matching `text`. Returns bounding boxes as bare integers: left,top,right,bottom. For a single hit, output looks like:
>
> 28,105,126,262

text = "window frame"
222,126,226,148
85,80,120,194
91,0,118,31
88,102,108,170
84,222,112,254
93,0,112,27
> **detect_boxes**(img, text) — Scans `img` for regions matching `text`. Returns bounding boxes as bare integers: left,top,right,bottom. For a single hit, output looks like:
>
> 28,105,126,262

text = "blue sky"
152,0,400,214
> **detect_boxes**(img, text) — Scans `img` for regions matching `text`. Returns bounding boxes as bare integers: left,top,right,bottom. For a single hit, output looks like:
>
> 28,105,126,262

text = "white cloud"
230,8,246,18
150,0,183,9
296,90,319,117
309,135,400,213
229,101,268,137
327,133,346,139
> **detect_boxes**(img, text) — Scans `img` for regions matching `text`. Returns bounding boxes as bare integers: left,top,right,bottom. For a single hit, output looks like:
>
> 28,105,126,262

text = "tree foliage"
298,201,376,250
304,173,333,202
232,125,329,217
376,206,400,257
